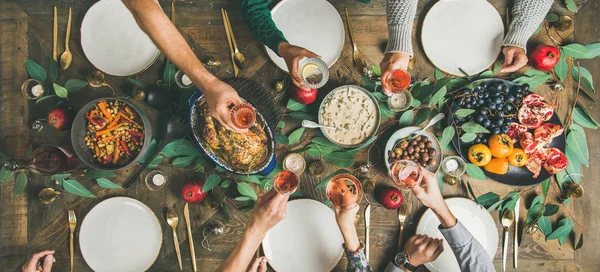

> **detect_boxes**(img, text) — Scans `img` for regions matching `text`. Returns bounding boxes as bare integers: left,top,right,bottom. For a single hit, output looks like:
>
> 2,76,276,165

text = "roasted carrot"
98,101,112,120
117,112,137,125
106,115,121,129
113,145,121,164
95,124,123,136
101,135,118,142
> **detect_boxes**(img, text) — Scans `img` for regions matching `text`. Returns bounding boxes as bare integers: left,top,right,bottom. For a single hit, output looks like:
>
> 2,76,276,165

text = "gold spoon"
223,10,246,68
166,208,183,270
501,209,515,272
60,7,73,70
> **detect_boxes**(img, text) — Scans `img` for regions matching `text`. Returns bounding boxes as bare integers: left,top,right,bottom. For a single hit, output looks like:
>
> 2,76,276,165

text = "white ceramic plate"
81,0,160,76
384,126,443,173
267,0,344,72
421,0,504,76
263,199,344,272
416,197,498,272
79,197,162,272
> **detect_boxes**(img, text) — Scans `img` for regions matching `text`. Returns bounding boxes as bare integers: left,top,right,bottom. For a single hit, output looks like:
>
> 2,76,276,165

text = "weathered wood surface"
0,0,598,271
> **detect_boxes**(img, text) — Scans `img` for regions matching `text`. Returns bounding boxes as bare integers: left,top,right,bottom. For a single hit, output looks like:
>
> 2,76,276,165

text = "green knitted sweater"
241,0,288,56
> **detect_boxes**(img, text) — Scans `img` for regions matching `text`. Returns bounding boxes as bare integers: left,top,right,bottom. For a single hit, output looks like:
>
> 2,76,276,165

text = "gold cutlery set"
221,9,246,77
53,6,73,70
67,210,76,272
166,203,197,271
501,205,519,272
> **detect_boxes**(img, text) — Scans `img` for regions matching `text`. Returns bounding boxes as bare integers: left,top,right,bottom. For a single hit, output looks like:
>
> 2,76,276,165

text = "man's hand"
500,46,528,73
412,167,457,228
22,250,55,272
246,189,289,235
278,42,320,89
247,256,269,272
403,234,444,267
380,52,411,95
202,78,247,133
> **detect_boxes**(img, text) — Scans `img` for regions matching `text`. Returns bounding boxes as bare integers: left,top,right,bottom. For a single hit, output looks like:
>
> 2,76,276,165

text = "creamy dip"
320,87,378,145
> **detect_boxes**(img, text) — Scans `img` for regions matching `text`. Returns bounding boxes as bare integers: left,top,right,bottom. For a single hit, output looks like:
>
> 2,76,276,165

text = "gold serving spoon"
166,208,183,270
501,209,515,272
60,7,73,70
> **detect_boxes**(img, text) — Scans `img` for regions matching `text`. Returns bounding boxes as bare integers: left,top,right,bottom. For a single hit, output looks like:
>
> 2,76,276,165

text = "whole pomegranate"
181,181,208,203
48,107,74,131
379,186,404,209
529,45,560,71
291,85,317,105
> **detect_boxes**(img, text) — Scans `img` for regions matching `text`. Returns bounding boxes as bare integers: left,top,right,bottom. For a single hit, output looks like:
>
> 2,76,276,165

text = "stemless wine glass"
298,57,329,89
389,160,423,189
382,69,411,94
229,103,256,129
326,173,362,210
273,170,300,195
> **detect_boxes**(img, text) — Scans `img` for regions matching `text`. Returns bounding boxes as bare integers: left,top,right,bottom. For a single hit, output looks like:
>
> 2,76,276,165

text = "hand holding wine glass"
246,189,289,235
411,167,457,228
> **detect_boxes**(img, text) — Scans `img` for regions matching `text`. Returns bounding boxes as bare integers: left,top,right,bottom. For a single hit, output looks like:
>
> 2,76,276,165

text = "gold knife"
53,6,58,61
513,197,520,268
220,8,238,76
170,1,175,24
183,203,197,272
365,204,371,262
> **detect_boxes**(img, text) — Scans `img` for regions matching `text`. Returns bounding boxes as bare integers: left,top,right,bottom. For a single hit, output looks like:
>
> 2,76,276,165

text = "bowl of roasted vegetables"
72,98,152,170
188,91,276,176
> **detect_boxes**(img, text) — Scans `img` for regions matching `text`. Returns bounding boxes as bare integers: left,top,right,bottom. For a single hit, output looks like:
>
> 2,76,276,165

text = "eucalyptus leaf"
542,179,551,196
398,110,414,126
83,169,117,178
572,66,595,92
349,136,377,153
234,196,252,202
413,108,432,126
461,122,490,133
315,169,349,188
563,198,572,205
203,174,222,192
477,192,500,207
466,163,486,180
566,124,589,166
14,172,27,197
288,127,305,146
547,218,574,241
440,126,455,147
436,171,445,192
487,199,503,212
323,151,356,168
575,233,584,250
525,203,544,225
277,121,285,129
478,70,494,79
464,180,478,203
36,95,57,104
63,179,95,198
194,159,206,173
235,175,261,184
372,65,381,76
215,166,226,172
554,53,568,82
370,91,388,101
65,79,88,93
148,155,163,168
48,57,58,82
237,182,258,200
537,216,552,236
0,168,14,184
543,204,559,216
25,59,47,82
96,178,122,189
289,111,314,121
221,179,233,188
286,99,307,111
173,139,202,157
455,109,475,117
274,134,289,145
434,68,443,80
127,77,147,89
563,44,588,59
172,156,195,168
529,195,545,208
446,78,469,92
460,133,477,143
565,0,577,12
512,73,551,90
585,43,600,59
53,83,68,98
163,60,176,90
564,148,581,183
379,102,393,119
428,86,447,107
50,173,71,180
25,145,32,157
572,107,599,129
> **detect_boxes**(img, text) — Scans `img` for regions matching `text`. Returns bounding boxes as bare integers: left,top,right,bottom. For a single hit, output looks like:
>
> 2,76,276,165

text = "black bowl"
71,97,152,171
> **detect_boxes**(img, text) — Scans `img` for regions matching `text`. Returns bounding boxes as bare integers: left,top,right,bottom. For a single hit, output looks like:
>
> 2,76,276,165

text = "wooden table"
0,0,598,271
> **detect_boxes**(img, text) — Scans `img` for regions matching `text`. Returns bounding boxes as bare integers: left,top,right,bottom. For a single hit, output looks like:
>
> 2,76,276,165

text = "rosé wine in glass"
389,160,422,189
382,69,411,94
326,173,362,210
274,170,300,195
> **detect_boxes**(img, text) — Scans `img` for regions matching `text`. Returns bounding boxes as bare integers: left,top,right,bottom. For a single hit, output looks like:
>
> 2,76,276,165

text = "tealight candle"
175,69,194,88
31,84,44,97
283,153,306,174
145,170,167,190
181,74,192,86
445,158,459,172
152,173,166,186
441,156,467,177
386,92,412,112
21,79,46,100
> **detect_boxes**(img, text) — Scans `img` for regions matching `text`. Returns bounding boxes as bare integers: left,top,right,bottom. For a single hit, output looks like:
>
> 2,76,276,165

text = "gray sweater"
384,220,495,272
386,0,554,56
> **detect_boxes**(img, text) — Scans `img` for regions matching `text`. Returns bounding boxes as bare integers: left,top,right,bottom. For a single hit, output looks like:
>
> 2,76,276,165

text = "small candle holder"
21,79,46,100
175,70,194,88
145,170,167,190
283,153,306,175
386,92,413,112
441,156,467,177
298,58,329,89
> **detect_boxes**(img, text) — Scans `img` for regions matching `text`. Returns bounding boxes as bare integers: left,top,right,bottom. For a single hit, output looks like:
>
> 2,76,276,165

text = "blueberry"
483,92,490,98
465,97,472,103
474,86,482,92
492,127,501,135
502,86,510,93
475,138,482,143
497,111,505,118
478,93,484,99
522,84,530,92
506,95,515,103
500,126,509,134
491,91,501,97
481,83,489,89
482,119,492,128
470,100,478,106
459,89,469,95
494,97,503,105
504,104,514,112
479,108,489,116
481,137,489,144
489,104,497,110
475,115,485,122
465,104,473,109
512,87,522,94
495,119,504,126
515,93,523,99
494,83,503,90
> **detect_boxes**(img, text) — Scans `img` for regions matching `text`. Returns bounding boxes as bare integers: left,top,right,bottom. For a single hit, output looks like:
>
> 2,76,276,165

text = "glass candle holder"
441,156,467,177
297,58,329,89
21,79,46,100
283,153,306,175
145,170,167,190
175,69,194,88
230,103,256,129
386,91,413,112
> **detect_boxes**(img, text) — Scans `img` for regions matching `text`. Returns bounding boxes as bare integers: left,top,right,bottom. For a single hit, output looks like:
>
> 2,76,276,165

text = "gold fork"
345,8,362,68
68,210,76,272
397,203,408,252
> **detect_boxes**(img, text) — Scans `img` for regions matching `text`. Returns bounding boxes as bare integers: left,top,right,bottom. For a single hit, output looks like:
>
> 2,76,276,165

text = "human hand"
278,42,320,89
334,204,359,233
380,52,411,95
500,46,528,73
246,189,289,235
202,78,247,133
247,256,269,272
403,234,444,267
411,167,445,211
22,250,55,272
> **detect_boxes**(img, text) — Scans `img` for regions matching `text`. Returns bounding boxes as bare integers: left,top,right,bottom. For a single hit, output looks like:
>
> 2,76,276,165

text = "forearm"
340,225,360,252
218,226,265,272
385,0,418,56
241,0,287,55
122,0,218,91
504,0,554,51
438,220,494,272
431,203,457,229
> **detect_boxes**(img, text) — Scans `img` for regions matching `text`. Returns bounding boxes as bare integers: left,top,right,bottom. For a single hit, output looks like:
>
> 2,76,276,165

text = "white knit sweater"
386,0,554,56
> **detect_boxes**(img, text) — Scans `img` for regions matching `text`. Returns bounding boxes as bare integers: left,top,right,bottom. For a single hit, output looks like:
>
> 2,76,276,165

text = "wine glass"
229,103,256,129
273,170,300,195
326,173,362,210
389,160,423,189
382,69,411,94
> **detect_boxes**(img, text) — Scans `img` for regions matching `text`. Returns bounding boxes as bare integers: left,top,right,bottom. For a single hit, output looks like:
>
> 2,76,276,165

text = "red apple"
181,181,208,203
529,45,560,71
48,107,73,131
380,186,404,209
291,85,317,105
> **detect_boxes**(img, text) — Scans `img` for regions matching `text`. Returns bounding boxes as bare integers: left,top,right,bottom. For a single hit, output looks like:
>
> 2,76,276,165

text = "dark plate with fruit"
447,78,566,186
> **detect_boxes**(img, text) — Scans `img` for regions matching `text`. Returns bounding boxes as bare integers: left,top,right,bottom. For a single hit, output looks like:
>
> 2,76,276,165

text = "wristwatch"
394,252,418,272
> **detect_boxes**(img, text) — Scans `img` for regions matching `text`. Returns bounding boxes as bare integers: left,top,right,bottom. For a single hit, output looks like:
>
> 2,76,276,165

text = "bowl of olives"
385,126,443,173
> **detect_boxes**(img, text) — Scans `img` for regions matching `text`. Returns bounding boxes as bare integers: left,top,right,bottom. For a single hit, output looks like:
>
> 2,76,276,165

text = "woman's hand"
246,189,289,235
202,78,247,133
500,46,528,73
334,205,361,252
380,52,411,95
403,234,444,267
278,42,320,89
22,250,55,272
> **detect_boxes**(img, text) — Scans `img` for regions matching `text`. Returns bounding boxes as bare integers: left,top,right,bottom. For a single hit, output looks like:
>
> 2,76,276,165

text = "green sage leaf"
237,182,258,200
440,126,455,147
461,122,490,133
566,124,589,166
288,127,305,146
96,178,122,189
398,110,414,126
455,109,475,118
65,79,88,93
466,163,486,180
537,216,552,236
53,83,68,98
63,179,95,198
203,174,222,192
572,107,599,129
14,172,27,197
25,59,47,82
563,44,588,59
